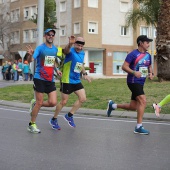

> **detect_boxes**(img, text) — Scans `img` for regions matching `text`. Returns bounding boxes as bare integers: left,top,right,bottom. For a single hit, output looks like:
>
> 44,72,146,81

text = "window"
30,6,37,19
11,11,15,22
0,0,5,4
11,9,20,22
24,7,29,20
11,31,19,44
74,23,80,34
30,29,37,42
89,51,103,74
60,1,66,12
140,26,149,36
88,0,98,8
120,26,128,36
23,30,29,42
120,2,129,12
24,6,37,20
88,22,98,34
113,52,127,74
74,0,81,8
60,26,66,36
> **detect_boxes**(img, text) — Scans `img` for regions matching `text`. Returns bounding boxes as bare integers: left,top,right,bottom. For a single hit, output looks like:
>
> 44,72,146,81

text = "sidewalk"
0,80,170,121
0,100,170,122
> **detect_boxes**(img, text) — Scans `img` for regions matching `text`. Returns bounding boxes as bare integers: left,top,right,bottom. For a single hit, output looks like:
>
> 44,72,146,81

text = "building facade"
0,0,156,77
56,0,156,77
0,0,38,61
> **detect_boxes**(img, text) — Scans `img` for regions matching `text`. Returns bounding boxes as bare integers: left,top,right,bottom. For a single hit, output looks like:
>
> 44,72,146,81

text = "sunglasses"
46,33,55,37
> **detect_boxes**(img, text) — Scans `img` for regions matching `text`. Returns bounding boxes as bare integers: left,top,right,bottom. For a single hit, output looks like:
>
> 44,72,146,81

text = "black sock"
29,122,35,126
68,112,73,117
52,117,57,121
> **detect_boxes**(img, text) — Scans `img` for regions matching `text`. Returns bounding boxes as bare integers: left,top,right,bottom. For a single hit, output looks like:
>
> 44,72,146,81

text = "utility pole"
151,24,155,73
32,0,44,99
31,0,44,75
37,0,44,46
56,0,60,46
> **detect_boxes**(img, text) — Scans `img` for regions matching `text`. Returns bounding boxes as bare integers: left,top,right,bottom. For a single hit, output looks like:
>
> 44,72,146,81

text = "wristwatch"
83,72,88,75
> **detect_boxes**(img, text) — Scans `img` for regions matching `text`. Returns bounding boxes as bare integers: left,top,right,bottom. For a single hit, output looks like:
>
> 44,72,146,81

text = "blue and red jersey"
33,43,58,82
126,49,152,85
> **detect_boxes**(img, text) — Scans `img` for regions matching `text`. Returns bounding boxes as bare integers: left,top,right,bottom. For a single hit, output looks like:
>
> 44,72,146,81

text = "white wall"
102,0,133,46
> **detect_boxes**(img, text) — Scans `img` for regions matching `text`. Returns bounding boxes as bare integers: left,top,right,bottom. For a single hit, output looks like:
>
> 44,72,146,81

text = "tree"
126,0,160,28
30,0,57,30
156,0,170,81
0,1,14,59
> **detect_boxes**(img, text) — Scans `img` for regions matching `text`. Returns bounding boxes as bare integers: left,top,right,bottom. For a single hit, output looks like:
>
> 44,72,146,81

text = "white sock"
112,104,117,109
137,124,142,129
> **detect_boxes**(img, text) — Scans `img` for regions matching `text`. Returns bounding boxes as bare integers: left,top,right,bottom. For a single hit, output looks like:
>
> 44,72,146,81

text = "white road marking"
0,107,170,126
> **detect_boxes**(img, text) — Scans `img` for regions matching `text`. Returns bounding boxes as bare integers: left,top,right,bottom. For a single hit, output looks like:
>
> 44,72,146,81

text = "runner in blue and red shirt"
107,35,154,135
26,28,62,133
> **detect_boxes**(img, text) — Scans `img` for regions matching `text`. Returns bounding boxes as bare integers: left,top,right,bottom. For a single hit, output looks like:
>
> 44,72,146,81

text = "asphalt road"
0,105,170,170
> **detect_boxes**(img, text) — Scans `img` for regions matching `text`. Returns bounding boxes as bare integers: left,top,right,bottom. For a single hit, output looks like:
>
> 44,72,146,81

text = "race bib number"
44,56,55,67
139,67,148,77
74,62,83,73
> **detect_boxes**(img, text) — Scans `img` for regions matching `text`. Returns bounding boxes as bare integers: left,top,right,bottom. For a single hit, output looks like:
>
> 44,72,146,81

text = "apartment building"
0,0,38,61
10,0,38,60
56,0,156,77
0,0,156,77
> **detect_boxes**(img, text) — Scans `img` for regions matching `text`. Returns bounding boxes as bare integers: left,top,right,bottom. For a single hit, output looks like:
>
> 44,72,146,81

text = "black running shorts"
33,78,56,94
60,83,84,94
127,83,144,101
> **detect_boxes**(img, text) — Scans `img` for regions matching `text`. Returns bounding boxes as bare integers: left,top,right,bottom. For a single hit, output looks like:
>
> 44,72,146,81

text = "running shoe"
49,118,61,130
27,123,41,133
134,126,150,135
152,103,161,117
29,99,36,116
64,114,76,128
107,100,115,117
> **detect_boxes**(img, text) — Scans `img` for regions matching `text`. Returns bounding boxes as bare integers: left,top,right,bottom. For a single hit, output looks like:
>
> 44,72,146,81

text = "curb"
0,100,170,122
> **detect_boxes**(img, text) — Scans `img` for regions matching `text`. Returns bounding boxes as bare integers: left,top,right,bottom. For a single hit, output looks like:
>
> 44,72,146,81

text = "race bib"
44,56,55,67
139,67,148,77
74,62,83,73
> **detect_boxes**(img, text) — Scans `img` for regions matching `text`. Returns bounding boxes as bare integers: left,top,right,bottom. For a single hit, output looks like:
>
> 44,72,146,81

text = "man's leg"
49,93,69,130
27,91,43,133
153,94,170,117
117,100,137,111
31,91,43,123
53,92,69,118
70,88,86,114
136,94,146,124
63,89,86,128
42,90,57,107
107,99,137,117
134,94,149,135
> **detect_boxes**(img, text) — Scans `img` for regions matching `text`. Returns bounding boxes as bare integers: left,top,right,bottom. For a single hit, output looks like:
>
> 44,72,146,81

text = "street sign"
18,51,27,58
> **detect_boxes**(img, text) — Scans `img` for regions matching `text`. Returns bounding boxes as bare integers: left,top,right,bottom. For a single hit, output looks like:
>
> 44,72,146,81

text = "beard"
46,39,53,44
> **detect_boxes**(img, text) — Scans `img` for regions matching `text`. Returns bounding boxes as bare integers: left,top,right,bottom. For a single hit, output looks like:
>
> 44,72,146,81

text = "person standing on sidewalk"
49,35,91,129
22,60,29,81
107,35,154,135
12,60,18,82
153,95,170,117
26,28,62,133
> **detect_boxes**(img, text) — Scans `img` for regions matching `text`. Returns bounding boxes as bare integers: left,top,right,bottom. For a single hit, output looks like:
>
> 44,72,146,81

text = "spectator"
2,62,8,80
12,60,18,82
6,61,12,81
23,60,29,81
